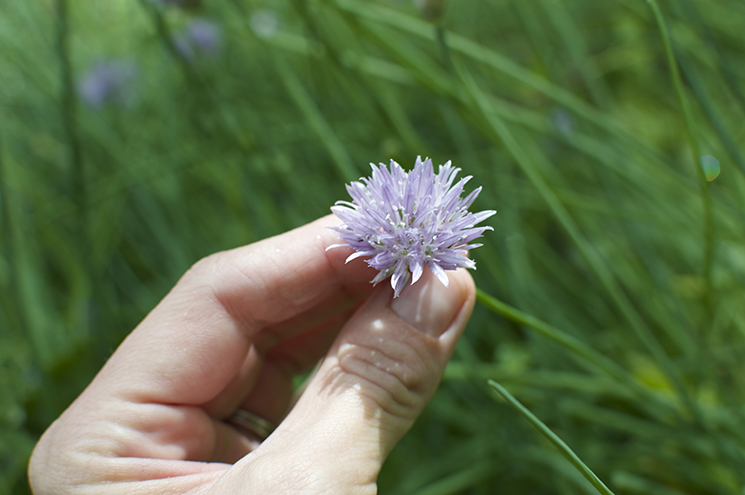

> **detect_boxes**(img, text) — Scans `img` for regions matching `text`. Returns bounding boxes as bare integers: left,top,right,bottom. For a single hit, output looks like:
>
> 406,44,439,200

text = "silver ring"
226,409,277,441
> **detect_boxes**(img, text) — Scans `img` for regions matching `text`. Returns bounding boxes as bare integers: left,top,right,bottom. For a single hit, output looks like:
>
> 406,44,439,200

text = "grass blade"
488,379,616,495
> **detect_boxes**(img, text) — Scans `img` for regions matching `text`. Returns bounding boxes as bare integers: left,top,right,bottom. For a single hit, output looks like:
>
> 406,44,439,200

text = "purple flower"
78,60,138,108
175,20,222,61
329,157,496,297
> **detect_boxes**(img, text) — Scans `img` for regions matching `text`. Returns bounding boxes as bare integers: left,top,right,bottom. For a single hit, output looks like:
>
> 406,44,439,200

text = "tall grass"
2,0,745,493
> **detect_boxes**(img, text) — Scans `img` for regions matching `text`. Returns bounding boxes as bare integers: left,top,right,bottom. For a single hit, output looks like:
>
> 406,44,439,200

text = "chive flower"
175,19,222,61
78,60,138,108
329,156,495,297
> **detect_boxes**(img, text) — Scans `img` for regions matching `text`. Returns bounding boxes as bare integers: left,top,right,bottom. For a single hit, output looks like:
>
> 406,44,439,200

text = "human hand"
28,214,476,495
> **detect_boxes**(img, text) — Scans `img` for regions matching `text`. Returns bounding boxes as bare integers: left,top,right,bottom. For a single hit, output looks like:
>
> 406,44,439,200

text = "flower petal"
427,261,450,287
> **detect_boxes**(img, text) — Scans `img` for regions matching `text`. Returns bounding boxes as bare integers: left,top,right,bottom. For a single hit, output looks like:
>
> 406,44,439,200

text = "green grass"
3,0,745,493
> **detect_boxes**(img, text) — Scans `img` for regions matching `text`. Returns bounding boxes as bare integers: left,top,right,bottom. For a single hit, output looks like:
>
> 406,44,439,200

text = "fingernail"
390,269,463,336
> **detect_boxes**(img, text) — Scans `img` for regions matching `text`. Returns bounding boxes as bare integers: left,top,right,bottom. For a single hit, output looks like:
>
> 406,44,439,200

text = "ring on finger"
226,409,277,442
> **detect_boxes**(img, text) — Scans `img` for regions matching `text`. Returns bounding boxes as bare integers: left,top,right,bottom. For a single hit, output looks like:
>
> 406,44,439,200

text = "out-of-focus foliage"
3,0,745,493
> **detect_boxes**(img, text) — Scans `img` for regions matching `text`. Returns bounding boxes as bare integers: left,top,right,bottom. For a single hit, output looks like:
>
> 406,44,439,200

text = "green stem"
55,0,86,235
0,129,20,339
274,58,357,181
55,0,93,345
647,0,714,322
488,380,616,495
455,59,693,414
435,24,454,72
476,289,673,417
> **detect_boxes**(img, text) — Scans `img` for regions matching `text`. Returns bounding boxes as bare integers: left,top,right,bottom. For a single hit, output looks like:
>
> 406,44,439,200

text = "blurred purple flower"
329,157,496,297
78,60,138,108
175,19,222,61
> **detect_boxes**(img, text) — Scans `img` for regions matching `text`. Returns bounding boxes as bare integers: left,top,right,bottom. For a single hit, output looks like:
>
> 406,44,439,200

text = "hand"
28,214,476,495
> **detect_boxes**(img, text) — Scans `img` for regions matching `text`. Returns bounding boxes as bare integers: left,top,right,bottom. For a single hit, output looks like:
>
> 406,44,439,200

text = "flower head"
78,60,138,108
329,156,496,297
175,19,222,61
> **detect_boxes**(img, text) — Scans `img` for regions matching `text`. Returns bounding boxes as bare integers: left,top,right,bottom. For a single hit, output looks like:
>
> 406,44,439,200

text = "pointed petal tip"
345,251,368,264
410,261,424,285
428,262,450,287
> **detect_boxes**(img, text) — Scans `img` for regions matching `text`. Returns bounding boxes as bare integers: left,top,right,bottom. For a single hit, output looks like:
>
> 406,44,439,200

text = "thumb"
214,267,475,494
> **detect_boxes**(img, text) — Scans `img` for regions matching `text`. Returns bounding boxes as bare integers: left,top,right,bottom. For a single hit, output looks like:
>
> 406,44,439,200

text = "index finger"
93,214,376,406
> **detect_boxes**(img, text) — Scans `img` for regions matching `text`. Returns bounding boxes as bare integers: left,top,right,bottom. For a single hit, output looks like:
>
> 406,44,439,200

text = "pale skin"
28,214,476,495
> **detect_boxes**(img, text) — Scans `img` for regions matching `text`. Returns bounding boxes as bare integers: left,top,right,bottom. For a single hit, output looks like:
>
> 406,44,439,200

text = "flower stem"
647,0,715,323
476,289,674,418
55,0,86,233
488,379,616,495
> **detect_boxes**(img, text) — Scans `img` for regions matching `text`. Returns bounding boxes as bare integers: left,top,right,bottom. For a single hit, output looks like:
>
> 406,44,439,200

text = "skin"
28,214,476,495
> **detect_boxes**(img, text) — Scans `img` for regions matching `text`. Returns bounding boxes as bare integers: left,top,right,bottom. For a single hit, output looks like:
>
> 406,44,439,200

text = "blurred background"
3,0,745,493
